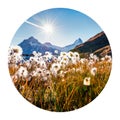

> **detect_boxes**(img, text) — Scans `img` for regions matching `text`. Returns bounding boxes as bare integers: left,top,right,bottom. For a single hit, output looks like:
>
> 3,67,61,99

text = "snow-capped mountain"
61,38,83,52
18,36,83,55
18,37,60,55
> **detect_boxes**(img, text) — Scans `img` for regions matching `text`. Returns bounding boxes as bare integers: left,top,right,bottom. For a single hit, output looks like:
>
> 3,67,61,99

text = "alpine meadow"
8,8,112,112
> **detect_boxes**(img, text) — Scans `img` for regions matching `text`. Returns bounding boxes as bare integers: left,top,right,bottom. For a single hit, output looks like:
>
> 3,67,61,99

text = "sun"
42,24,54,34
25,20,55,35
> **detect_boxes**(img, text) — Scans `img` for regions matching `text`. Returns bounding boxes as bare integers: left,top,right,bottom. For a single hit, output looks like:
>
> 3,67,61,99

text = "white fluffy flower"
8,46,23,64
61,56,69,65
80,58,88,64
54,50,59,54
39,60,47,69
60,52,67,57
90,67,97,76
44,51,53,60
101,57,105,61
90,53,94,59
74,52,80,61
83,77,91,86
31,71,38,77
67,51,74,59
71,57,77,64
105,55,112,62
32,51,37,56
17,66,28,78
59,60,66,68
88,59,95,66
50,63,61,76
9,46,23,56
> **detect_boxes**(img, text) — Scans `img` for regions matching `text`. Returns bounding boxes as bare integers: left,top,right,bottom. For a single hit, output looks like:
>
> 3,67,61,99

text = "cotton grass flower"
8,46,23,64
31,70,38,77
74,52,80,61
105,55,112,62
37,52,42,57
58,70,67,78
90,53,99,61
50,63,61,76
54,50,59,54
80,58,88,64
83,77,91,86
39,60,47,69
88,59,95,66
67,51,74,58
17,66,28,78
9,45,23,55
45,51,52,59
51,63,61,72
46,71,51,77
101,57,105,61
61,56,69,65
90,67,97,76
71,57,77,64
60,52,67,57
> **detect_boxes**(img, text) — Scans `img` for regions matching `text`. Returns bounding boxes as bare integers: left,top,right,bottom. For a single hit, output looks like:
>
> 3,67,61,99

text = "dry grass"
9,58,112,112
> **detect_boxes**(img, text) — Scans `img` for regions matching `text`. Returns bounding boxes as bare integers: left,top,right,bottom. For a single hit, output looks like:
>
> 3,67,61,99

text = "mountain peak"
21,36,41,46
27,36,39,43
61,38,83,52
18,37,61,55
29,36,35,39
74,38,83,44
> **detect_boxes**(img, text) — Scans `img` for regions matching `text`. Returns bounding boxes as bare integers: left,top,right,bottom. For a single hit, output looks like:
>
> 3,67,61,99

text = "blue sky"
11,8,102,47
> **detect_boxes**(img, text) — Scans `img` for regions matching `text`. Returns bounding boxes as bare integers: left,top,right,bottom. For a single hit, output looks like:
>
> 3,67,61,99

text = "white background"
0,0,120,120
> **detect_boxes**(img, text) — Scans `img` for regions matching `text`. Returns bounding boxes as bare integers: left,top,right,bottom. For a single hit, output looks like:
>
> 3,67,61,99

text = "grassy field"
8,46,112,112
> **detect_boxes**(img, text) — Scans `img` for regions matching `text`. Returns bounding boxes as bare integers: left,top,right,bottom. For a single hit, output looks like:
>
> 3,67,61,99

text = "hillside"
72,32,112,57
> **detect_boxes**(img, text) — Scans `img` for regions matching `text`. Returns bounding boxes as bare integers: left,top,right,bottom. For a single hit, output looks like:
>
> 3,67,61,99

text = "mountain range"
18,31,111,58
18,37,83,55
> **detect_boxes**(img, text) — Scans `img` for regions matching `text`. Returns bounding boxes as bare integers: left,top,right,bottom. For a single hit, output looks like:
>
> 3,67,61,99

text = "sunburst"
26,20,54,35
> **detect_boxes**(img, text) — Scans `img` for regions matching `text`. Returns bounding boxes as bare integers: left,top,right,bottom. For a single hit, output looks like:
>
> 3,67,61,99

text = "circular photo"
8,8,112,112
